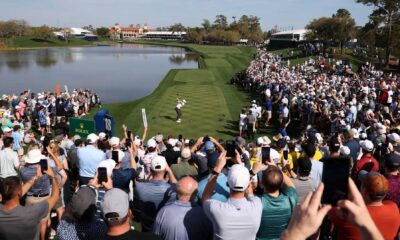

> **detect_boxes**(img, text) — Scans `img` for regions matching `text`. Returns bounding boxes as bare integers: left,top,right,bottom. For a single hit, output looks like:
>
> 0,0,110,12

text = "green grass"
100,41,257,140
3,36,94,48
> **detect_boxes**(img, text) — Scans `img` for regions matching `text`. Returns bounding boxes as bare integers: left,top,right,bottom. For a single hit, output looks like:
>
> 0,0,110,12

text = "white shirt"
0,148,19,178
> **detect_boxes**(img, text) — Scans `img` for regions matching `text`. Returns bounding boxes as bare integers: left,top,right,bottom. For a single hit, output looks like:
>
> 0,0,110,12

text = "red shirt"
329,200,400,240
386,174,400,207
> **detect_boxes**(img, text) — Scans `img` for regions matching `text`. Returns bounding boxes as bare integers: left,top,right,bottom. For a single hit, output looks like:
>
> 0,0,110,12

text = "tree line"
306,0,399,66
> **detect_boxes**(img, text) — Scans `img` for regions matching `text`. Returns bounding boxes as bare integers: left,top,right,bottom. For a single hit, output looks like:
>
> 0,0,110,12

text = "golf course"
104,42,258,139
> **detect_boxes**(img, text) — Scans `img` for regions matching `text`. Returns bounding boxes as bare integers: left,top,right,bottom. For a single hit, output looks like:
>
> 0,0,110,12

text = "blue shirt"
20,164,57,195
197,173,230,203
345,139,360,161
153,200,213,240
11,131,24,151
135,180,177,232
57,218,107,240
77,145,106,178
112,168,137,193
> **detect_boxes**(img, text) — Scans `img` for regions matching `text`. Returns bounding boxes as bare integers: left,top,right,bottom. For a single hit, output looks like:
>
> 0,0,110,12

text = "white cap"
155,134,163,143
98,132,106,140
3,127,12,132
227,164,250,192
378,126,386,135
340,146,351,156
168,138,178,147
86,133,98,144
98,159,116,175
360,140,374,152
147,139,157,148
109,137,120,147
181,148,191,159
25,149,46,164
388,133,400,143
315,133,323,144
151,156,167,172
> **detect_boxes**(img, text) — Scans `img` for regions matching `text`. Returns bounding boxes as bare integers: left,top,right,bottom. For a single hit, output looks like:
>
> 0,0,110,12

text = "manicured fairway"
103,42,257,139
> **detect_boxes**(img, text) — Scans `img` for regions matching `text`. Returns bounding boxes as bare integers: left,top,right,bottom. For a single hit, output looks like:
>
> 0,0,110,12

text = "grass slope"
104,42,256,139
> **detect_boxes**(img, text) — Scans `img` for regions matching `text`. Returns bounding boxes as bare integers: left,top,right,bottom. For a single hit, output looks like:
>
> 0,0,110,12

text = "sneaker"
176,119,181,123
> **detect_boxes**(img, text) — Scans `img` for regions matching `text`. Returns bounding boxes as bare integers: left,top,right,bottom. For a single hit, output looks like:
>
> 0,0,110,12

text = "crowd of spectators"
0,48,399,240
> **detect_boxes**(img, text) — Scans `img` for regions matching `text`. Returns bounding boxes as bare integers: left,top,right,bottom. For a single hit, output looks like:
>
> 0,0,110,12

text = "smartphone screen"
127,131,132,139
98,167,108,183
226,141,236,158
283,150,289,160
322,157,351,206
111,150,119,163
40,159,48,173
125,139,131,148
261,147,270,163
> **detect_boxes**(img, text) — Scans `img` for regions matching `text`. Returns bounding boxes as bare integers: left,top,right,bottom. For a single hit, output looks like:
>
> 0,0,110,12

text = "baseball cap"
147,138,157,148
86,133,98,144
155,134,163,143
71,186,96,219
204,141,215,151
181,148,191,159
359,171,388,199
168,138,178,147
3,127,11,133
385,154,400,168
360,140,374,152
340,146,351,156
98,132,106,140
227,164,250,192
151,156,167,171
256,137,264,146
234,136,246,148
109,137,120,147
101,188,129,222
388,133,400,143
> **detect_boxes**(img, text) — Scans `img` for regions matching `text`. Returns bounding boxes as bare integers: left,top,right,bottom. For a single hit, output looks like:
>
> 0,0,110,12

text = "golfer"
175,98,186,123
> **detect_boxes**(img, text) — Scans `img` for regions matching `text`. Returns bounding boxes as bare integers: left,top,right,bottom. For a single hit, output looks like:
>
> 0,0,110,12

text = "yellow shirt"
278,151,294,170
300,149,323,161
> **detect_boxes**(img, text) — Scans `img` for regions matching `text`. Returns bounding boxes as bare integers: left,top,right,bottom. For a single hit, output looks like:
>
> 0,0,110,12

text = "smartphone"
125,139,132,148
261,147,270,163
127,131,132,139
203,135,210,143
226,141,236,158
111,150,119,163
97,167,108,183
40,159,48,174
321,157,351,206
283,150,289,160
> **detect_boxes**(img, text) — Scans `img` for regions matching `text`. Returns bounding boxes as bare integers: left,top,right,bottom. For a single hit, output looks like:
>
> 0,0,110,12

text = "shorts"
26,195,50,220
53,189,64,210
40,124,46,128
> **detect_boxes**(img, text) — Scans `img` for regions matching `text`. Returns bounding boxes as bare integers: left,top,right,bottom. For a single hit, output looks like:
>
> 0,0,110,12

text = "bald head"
176,176,198,201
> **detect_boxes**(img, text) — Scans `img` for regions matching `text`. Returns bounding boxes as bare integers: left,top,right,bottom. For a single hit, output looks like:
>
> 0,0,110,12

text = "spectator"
0,137,20,179
77,133,106,186
162,138,181,166
112,147,137,193
291,157,314,203
171,148,198,180
257,162,297,239
384,154,400,206
0,166,59,240
351,140,379,185
202,152,263,239
101,188,157,240
135,156,177,232
344,129,361,162
56,186,107,240
302,143,323,189
329,171,400,239
153,176,213,240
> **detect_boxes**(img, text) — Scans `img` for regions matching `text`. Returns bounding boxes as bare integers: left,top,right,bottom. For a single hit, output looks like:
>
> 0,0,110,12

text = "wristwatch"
211,169,220,176
249,170,256,177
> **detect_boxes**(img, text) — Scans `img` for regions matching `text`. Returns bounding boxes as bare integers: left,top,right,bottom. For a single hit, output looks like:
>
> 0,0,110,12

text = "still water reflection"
0,44,199,103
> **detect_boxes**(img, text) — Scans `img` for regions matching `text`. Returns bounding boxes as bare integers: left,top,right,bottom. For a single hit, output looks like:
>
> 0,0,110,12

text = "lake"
0,44,199,103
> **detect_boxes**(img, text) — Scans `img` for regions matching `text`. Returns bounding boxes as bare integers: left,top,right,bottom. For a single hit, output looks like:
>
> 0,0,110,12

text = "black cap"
386,154,400,168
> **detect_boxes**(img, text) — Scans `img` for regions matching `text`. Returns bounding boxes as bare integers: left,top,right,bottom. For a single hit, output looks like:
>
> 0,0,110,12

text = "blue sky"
1,0,373,30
